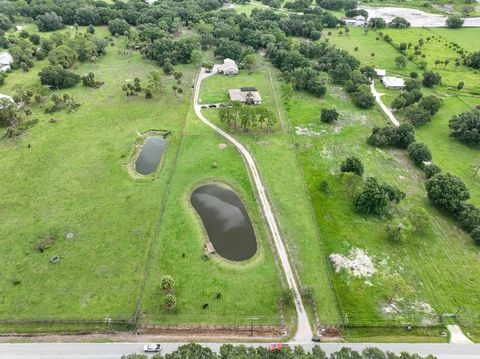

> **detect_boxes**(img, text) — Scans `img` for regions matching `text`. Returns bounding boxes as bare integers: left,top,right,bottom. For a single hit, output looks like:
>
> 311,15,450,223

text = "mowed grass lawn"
199,62,341,325
286,84,480,326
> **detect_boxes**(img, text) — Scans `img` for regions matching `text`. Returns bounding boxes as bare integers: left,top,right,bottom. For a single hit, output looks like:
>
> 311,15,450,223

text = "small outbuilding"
381,76,405,90
228,87,262,105
205,242,216,254
374,69,386,77
0,93,13,102
0,52,13,72
217,58,239,76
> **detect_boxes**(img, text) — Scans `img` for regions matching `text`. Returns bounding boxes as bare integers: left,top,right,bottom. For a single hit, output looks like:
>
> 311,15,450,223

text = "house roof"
228,89,262,103
217,58,238,73
374,69,386,76
240,87,257,92
0,53,13,65
382,76,405,88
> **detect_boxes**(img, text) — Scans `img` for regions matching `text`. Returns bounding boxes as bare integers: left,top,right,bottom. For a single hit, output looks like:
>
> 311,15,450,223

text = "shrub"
367,123,415,148
163,294,176,310
424,164,442,178
369,17,387,28
458,203,480,233
387,219,413,242
446,15,464,28
161,275,175,292
38,66,81,89
419,96,442,116
280,288,294,306
340,156,364,176
300,286,314,303
320,108,339,123
471,227,480,245
354,177,405,216
422,71,442,88
408,207,431,233
108,18,130,36
448,109,480,146
36,12,64,32
405,105,432,126
407,142,432,166
425,172,470,214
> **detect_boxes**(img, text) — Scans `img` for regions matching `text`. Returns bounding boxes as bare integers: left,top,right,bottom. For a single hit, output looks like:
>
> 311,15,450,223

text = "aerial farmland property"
1,0,480,355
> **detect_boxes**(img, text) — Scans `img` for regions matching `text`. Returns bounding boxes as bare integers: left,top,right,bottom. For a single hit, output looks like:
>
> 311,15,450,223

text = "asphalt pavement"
1,342,480,359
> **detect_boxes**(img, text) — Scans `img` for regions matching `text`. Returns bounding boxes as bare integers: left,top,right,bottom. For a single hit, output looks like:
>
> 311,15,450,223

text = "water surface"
135,136,167,175
191,184,257,261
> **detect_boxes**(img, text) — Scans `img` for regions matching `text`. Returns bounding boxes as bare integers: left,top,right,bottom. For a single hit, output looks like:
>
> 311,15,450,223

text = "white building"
374,69,386,77
381,76,405,90
354,15,367,26
341,15,366,26
217,58,239,76
144,0,158,4
0,52,13,72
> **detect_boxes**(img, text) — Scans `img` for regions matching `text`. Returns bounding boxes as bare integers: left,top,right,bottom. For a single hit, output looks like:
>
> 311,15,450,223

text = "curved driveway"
194,68,312,343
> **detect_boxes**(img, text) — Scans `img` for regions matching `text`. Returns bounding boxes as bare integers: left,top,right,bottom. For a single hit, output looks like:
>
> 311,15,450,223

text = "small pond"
191,184,257,261
135,136,168,176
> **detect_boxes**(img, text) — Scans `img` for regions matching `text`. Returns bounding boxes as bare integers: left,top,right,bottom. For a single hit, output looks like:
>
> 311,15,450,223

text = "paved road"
2,342,480,358
194,67,312,343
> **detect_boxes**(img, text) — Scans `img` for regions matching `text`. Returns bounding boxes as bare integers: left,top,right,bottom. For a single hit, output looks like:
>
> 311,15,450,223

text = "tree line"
120,342,437,359
218,101,277,132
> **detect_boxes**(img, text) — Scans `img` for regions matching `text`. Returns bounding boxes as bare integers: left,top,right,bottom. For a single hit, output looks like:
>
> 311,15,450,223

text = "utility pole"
248,316,258,337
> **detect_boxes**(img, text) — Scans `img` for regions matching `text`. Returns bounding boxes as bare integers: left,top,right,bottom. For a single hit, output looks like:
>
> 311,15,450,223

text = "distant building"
15,25,23,31
341,15,366,26
0,52,13,72
217,58,239,76
381,76,405,89
0,93,14,105
144,0,158,4
228,87,262,105
374,69,386,77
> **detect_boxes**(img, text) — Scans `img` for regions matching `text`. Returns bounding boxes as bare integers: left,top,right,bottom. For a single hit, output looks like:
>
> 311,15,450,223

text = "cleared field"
381,28,480,93
0,30,283,328
286,84,480,327
199,61,341,325
322,27,418,77
429,27,480,52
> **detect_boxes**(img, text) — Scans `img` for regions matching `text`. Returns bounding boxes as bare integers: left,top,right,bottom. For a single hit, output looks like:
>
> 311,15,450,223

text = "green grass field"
286,84,480,326
0,29,284,329
380,28,480,93
199,59,341,325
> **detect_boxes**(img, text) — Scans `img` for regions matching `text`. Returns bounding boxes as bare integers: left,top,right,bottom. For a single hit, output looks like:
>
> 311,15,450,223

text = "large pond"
191,184,257,261
135,136,168,176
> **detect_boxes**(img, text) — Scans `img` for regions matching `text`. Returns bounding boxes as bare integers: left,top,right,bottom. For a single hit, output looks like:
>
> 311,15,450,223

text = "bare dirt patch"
330,248,376,277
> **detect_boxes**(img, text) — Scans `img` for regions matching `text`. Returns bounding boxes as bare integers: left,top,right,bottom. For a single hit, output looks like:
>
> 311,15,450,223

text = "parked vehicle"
208,104,217,108
143,343,162,353
269,344,288,352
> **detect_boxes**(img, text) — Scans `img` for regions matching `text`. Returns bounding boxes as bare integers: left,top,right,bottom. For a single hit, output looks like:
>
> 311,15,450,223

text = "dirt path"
370,80,400,127
193,67,313,343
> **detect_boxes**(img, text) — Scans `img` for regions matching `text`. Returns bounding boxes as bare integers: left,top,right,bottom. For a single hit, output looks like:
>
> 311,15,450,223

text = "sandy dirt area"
361,6,480,27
